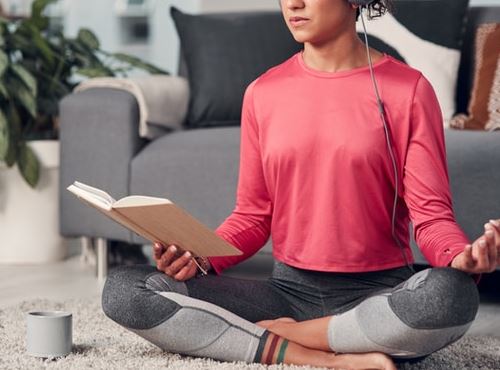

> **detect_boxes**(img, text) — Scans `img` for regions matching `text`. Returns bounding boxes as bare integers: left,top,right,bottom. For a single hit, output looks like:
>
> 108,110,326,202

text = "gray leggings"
101,260,479,364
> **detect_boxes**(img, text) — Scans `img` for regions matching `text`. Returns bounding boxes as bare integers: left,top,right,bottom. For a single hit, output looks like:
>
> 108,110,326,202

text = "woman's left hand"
450,219,500,274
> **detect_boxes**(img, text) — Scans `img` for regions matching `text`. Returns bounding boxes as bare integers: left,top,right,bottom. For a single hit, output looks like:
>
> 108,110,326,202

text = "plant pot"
0,140,66,264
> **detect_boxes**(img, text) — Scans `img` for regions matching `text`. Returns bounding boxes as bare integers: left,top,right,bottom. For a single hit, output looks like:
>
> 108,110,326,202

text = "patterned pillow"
355,0,470,128
449,23,500,132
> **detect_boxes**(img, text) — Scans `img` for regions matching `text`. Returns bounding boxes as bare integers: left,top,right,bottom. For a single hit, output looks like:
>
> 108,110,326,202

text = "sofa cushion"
356,0,470,127
130,127,240,232
170,6,302,129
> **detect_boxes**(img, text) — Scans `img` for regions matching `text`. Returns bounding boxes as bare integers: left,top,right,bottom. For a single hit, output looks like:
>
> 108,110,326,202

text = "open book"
67,181,242,261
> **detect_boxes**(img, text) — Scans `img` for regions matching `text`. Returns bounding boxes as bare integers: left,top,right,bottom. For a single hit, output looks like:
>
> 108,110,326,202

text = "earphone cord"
358,7,416,275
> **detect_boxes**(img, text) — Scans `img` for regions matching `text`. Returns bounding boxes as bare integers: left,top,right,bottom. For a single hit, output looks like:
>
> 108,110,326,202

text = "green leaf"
9,33,33,54
10,64,37,96
0,49,9,77
31,0,58,17
18,141,39,188
77,29,100,50
0,109,8,160
0,82,8,99
74,67,112,78
10,79,37,118
31,27,55,67
4,103,21,167
16,20,55,67
112,53,169,75
31,0,58,29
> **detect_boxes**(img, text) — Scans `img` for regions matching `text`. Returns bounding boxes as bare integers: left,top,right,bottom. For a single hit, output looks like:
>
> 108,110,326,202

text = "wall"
2,0,497,74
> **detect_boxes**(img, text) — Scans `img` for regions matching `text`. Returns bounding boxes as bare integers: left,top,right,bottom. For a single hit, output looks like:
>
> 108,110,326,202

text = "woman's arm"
403,74,500,280
403,73,470,268
208,79,273,275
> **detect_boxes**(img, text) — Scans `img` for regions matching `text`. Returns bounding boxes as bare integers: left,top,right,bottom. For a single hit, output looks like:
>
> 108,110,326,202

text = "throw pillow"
170,6,303,129
449,23,500,132
356,0,470,128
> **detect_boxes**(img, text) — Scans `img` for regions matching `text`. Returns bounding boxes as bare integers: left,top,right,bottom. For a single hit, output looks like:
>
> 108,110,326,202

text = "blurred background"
0,0,496,76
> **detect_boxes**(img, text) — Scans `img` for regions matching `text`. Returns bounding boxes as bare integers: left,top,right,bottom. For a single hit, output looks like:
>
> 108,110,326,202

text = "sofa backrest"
177,6,500,117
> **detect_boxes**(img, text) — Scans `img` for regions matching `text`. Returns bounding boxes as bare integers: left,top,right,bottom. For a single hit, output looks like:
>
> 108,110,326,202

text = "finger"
485,221,500,248
158,245,179,271
174,259,196,281
153,242,165,260
489,219,500,229
492,220,500,266
471,240,480,263
475,238,490,272
165,251,192,276
463,244,474,269
484,225,498,270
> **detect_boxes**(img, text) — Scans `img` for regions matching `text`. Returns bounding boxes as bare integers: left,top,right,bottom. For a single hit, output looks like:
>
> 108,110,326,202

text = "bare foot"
328,352,397,370
255,316,297,328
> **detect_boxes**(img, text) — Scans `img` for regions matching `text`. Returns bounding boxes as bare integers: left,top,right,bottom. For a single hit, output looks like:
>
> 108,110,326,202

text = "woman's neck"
302,37,382,73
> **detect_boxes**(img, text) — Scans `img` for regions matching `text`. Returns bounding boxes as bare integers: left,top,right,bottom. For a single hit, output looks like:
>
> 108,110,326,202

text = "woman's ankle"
253,330,335,367
254,331,289,364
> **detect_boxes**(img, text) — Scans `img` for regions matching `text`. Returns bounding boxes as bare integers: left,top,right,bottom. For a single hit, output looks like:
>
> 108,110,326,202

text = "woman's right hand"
153,242,198,281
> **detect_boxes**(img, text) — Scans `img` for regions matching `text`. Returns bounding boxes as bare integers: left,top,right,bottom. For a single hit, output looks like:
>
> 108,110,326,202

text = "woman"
102,1,500,369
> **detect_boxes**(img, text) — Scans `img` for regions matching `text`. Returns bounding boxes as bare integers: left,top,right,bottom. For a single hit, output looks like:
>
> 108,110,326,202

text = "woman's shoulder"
384,54,423,80
380,55,428,99
250,52,299,88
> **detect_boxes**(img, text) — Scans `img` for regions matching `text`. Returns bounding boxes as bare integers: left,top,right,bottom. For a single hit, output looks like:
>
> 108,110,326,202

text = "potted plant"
0,0,167,263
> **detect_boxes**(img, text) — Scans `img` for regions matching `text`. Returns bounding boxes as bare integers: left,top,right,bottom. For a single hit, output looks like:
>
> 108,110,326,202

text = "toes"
255,320,274,328
276,317,297,323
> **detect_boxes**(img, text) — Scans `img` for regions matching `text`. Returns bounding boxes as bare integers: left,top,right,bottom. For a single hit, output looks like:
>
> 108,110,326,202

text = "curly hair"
355,0,395,21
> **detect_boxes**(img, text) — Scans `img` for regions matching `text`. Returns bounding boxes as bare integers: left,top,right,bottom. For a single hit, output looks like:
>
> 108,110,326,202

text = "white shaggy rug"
1,298,499,369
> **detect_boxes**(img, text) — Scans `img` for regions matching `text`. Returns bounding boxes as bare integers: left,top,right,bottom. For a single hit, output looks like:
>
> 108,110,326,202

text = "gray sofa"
59,6,500,279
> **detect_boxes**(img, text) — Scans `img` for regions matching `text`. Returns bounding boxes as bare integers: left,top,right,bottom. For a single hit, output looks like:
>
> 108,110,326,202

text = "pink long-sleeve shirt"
208,50,473,279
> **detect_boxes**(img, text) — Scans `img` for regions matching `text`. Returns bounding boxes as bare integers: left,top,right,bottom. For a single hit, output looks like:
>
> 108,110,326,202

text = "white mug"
26,311,72,358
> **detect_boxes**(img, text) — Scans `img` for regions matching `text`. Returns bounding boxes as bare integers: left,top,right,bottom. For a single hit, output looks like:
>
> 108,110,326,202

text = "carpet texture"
1,298,499,369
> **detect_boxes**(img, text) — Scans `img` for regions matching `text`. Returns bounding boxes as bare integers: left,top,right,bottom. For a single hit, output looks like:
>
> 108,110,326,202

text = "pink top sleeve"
207,80,273,275
404,74,481,283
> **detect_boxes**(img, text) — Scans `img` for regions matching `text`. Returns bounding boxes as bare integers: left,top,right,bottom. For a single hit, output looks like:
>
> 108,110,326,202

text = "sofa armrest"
74,75,189,139
59,87,148,241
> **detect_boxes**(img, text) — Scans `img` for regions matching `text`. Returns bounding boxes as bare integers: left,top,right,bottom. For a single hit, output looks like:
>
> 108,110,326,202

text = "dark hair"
355,0,395,21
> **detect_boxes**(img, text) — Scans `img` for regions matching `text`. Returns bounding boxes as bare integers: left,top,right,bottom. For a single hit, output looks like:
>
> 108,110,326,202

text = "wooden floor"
1,239,499,338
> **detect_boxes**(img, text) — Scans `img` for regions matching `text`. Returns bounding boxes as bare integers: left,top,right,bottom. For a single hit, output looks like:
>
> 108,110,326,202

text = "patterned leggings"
101,260,479,364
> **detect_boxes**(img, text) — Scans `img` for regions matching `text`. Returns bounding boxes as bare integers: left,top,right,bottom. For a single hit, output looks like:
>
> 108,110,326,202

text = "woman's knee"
388,267,479,330
101,264,188,330
327,267,480,359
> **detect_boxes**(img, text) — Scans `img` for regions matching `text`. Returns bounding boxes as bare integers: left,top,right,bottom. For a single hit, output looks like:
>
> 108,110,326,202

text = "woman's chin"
290,34,311,44
288,31,321,45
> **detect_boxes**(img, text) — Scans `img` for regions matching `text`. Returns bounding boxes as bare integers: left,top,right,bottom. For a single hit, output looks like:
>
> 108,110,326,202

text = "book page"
67,183,113,210
114,195,172,208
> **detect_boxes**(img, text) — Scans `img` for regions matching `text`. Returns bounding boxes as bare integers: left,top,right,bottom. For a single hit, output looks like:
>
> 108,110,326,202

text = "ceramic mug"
26,311,72,358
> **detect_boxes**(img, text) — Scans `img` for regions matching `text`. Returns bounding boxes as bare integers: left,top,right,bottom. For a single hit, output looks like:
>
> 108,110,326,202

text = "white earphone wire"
358,6,416,274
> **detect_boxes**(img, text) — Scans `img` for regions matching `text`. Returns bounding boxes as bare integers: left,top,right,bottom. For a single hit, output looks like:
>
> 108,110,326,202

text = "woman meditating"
102,1,500,369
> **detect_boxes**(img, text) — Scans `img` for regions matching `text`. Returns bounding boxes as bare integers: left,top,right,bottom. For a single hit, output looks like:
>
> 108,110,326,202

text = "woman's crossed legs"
259,266,480,361
101,264,479,369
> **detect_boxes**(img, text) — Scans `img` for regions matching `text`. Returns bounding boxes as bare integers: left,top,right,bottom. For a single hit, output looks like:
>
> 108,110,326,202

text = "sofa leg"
80,237,96,267
96,238,108,281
